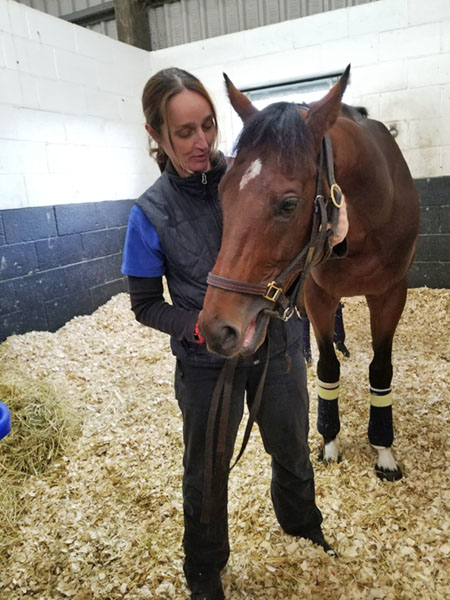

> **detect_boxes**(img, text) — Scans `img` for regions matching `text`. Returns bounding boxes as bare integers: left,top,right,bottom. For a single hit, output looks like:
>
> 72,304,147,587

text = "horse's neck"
332,120,396,228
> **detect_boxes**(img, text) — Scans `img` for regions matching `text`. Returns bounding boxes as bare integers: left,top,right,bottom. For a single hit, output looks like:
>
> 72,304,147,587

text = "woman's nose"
194,128,208,149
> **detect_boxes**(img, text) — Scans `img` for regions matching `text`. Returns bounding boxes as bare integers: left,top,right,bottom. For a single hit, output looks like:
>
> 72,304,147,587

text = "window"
228,72,351,147
244,74,346,108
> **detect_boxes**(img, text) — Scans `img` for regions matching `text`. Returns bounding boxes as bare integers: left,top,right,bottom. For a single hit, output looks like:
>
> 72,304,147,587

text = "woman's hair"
142,67,218,173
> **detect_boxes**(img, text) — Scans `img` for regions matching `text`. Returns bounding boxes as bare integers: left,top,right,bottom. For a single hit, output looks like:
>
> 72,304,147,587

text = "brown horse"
199,66,419,481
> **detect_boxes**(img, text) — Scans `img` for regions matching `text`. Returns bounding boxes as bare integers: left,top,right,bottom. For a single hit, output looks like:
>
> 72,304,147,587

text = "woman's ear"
145,123,161,144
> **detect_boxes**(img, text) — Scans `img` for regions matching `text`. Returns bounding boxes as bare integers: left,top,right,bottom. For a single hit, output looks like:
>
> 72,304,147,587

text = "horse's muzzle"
198,315,241,357
199,309,270,358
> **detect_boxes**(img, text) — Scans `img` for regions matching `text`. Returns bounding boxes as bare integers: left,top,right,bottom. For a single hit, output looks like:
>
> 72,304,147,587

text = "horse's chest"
312,254,397,297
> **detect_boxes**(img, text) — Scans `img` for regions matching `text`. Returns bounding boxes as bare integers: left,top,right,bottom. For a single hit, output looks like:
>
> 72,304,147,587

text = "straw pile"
0,373,81,556
0,287,448,599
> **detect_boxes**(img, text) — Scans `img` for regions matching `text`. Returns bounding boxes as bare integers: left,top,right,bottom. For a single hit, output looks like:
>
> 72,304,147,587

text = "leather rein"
207,134,344,319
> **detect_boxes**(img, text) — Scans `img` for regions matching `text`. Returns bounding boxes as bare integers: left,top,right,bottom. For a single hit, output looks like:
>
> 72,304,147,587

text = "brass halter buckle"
330,183,344,208
264,281,282,302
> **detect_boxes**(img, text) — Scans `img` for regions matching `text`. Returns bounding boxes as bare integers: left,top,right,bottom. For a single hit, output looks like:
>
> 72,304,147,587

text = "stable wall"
0,0,152,340
169,0,450,180
2,0,449,211
0,0,449,341
0,0,156,211
0,199,133,337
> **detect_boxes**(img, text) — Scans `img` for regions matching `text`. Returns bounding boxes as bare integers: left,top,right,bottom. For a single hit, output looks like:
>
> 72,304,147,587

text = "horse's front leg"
366,277,407,482
304,280,341,463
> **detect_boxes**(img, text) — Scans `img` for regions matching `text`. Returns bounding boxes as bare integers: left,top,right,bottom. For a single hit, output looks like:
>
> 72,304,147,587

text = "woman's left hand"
331,194,348,247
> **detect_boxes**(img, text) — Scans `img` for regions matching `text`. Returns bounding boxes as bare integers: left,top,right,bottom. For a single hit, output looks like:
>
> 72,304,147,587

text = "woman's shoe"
190,571,224,600
302,526,338,557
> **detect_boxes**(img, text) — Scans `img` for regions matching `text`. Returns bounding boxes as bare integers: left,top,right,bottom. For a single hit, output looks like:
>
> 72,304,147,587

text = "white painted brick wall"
408,54,450,88
37,78,87,114
0,31,16,68
379,24,440,61
442,145,450,174
0,0,449,210
14,37,58,79
0,139,47,173
0,173,27,207
408,0,450,26
54,48,98,86
18,72,40,108
0,0,150,209
0,104,17,138
348,0,408,36
16,108,65,142
0,67,22,105
26,5,76,52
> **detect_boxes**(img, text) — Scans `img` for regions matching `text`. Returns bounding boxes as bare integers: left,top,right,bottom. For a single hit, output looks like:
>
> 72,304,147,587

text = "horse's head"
199,67,350,357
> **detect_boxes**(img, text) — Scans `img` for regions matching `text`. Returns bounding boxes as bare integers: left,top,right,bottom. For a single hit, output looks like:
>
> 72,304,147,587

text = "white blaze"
239,158,262,190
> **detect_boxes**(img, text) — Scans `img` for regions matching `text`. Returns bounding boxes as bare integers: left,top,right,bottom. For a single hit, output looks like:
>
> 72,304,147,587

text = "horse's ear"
306,64,350,147
223,73,258,122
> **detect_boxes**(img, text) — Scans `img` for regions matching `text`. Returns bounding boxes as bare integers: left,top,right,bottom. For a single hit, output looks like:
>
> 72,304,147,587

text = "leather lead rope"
201,356,238,525
200,341,271,527
229,339,270,472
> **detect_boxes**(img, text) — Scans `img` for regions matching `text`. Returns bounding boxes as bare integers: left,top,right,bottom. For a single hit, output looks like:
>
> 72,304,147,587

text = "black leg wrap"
368,405,394,447
317,397,340,442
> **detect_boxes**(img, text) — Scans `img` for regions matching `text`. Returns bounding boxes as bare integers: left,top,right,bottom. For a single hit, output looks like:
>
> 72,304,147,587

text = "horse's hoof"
318,446,342,464
375,464,403,482
335,341,350,358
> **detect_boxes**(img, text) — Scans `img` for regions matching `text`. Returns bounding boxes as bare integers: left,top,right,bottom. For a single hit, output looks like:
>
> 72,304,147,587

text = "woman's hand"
331,194,348,247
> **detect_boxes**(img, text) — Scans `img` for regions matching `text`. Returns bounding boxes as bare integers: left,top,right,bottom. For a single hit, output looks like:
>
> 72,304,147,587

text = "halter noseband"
207,134,343,320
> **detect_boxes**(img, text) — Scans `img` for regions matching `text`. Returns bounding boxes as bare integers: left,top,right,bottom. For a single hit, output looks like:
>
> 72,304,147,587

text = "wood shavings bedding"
0,288,448,599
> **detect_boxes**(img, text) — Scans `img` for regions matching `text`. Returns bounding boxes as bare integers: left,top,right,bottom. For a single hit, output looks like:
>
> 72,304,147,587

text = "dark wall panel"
410,177,450,289
35,234,84,270
2,206,57,243
0,243,39,280
0,199,133,342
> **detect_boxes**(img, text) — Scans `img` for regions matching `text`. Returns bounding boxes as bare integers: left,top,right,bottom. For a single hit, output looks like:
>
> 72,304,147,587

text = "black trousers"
174,343,323,581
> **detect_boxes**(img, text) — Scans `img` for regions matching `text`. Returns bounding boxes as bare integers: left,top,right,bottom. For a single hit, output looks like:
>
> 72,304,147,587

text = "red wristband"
194,321,205,344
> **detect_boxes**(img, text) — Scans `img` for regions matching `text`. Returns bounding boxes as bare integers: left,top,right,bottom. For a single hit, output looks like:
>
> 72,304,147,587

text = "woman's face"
152,89,217,177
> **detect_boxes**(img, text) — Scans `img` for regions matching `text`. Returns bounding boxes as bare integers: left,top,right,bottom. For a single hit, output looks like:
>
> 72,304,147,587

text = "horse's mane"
234,102,314,171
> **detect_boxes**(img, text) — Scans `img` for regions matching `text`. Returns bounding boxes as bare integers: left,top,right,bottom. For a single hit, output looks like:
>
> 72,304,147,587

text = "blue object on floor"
0,401,11,440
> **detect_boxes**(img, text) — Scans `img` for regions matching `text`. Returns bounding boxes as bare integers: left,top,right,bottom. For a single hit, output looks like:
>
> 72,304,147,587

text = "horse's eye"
278,197,299,217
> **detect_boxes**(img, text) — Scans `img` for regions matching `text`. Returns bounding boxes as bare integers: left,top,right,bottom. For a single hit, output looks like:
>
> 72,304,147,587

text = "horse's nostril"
221,324,239,351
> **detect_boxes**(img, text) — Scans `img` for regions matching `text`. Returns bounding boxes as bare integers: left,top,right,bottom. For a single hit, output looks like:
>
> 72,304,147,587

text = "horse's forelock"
234,102,314,172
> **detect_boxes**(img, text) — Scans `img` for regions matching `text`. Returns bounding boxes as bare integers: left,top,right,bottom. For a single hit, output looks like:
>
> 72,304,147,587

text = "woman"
122,68,335,600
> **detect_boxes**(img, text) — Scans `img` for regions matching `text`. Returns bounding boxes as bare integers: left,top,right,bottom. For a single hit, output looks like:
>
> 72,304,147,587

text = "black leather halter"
207,134,344,319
